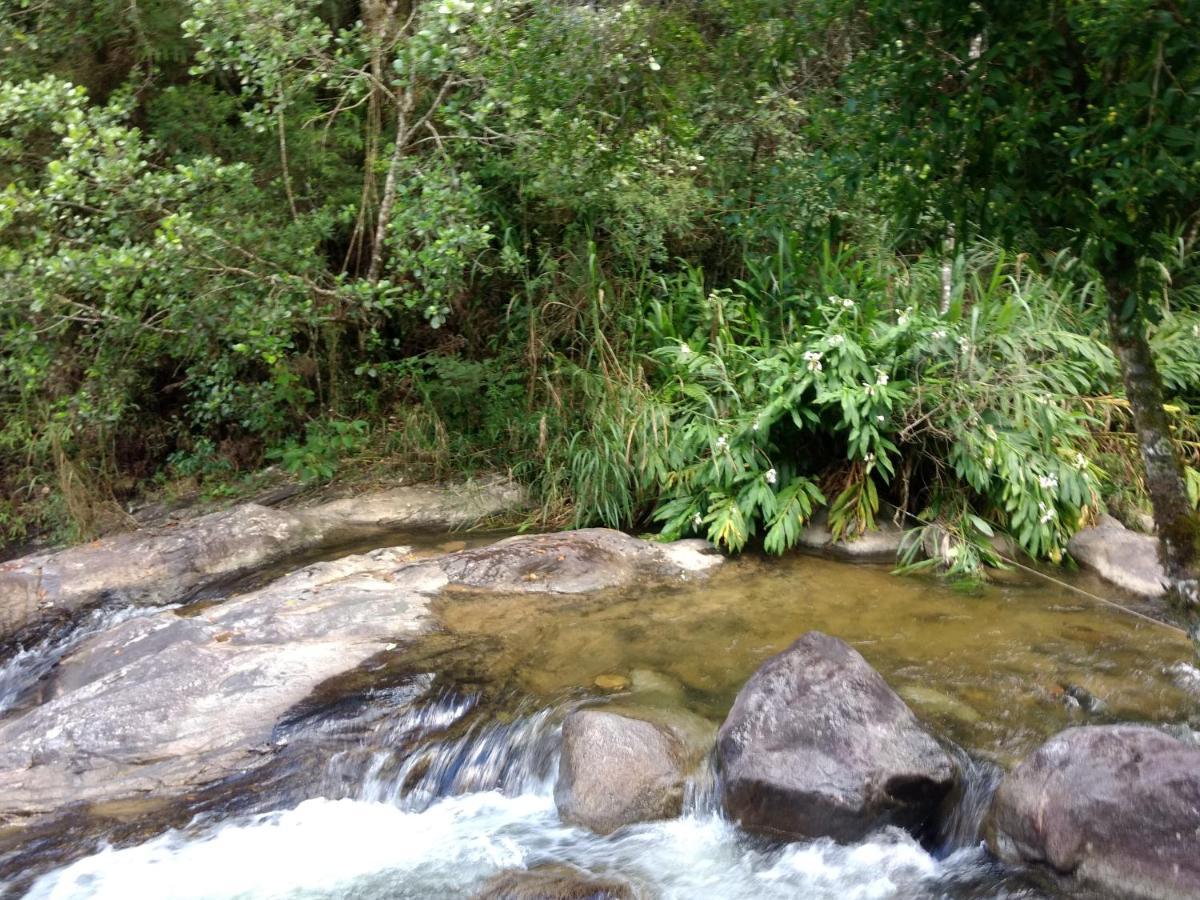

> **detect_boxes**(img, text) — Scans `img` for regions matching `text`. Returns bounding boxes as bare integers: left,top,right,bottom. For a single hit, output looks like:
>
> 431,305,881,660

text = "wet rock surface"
986,724,1200,900
440,529,721,594
717,631,958,842
554,709,689,834
473,864,638,900
0,479,527,643
0,529,722,824
1067,514,1165,599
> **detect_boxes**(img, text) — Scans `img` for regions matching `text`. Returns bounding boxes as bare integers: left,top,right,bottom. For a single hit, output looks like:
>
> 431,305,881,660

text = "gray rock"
986,725,1200,900
0,479,527,642
601,703,716,766
0,529,721,823
797,509,904,560
717,631,958,842
1068,515,1165,598
554,709,688,834
440,530,720,594
0,546,431,820
474,864,637,900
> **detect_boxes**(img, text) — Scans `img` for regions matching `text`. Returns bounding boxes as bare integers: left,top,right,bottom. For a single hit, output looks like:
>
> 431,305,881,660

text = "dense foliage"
2,0,1198,579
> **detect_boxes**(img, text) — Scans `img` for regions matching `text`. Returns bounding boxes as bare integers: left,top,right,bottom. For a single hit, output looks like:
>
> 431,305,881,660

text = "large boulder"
474,864,637,900
554,709,689,834
717,631,957,842
0,529,722,823
0,479,527,642
985,725,1200,900
1068,515,1165,599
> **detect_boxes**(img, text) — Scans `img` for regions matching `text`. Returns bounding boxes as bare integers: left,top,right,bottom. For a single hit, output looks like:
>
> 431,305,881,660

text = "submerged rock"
0,479,526,643
985,725,1200,900
592,674,630,692
897,685,983,725
554,709,689,834
1067,515,1165,599
474,864,637,900
716,631,958,843
0,529,721,823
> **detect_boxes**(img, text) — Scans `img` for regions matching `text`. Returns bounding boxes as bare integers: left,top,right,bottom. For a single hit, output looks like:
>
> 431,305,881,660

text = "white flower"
1039,473,1059,491
715,435,728,450
958,336,971,353
829,334,845,347
752,417,760,431
1074,452,1088,471
678,343,691,356
931,328,947,340
765,468,778,485
897,314,909,327
984,455,994,469
803,350,823,373
864,384,875,397
864,452,876,464
1038,502,1056,525
876,371,889,386
876,414,886,423
842,297,856,310
648,57,661,71
692,512,703,528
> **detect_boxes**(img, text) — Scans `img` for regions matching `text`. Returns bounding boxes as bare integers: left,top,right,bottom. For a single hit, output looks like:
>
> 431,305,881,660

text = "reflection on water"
432,554,1196,763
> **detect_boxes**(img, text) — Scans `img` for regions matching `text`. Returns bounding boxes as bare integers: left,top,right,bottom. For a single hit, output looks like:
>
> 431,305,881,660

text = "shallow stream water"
3,545,1197,899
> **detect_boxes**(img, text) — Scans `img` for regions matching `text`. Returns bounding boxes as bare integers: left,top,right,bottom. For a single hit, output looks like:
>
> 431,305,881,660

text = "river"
2,545,1195,898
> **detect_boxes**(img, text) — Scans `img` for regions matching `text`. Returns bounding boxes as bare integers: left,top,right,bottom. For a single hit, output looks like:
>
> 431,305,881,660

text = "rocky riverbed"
0,485,1196,898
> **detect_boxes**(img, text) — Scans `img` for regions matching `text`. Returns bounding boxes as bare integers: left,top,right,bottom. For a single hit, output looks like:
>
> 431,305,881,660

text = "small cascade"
935,746,1005,855
683,748,722,816
21,685,1026,900
0,605,169,715
380,704,562,809
315,684,564,810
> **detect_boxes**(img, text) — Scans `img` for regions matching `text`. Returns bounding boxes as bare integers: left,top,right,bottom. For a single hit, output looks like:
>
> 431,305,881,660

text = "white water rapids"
17,690,1020,900
24,794,1000,900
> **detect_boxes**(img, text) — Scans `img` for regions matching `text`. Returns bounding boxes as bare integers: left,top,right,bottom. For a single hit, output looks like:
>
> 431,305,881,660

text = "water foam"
25,790,993,900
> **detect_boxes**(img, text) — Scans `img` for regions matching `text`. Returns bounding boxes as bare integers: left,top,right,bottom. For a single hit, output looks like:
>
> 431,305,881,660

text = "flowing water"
2,547,1197,899
0,605,175,719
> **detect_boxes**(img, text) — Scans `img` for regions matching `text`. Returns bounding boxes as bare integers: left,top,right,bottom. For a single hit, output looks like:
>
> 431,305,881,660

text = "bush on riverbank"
2,0,1198,572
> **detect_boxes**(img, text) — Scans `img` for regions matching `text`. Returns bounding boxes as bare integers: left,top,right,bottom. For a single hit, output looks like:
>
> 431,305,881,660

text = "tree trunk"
1106,275,1200,649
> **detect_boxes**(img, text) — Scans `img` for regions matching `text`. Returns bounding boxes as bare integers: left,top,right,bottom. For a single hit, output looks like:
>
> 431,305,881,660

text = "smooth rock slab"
0,529,721,823
1067,515,1165,598
717,631,957,843
0,479,526,642
986,725,1200,900
440,529,720,594
554,710,688,834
